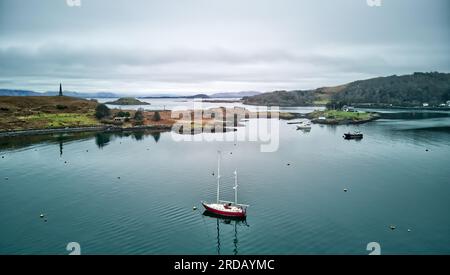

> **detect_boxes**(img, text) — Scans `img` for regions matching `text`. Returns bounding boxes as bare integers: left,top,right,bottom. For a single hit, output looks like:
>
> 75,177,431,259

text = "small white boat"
296,121,312,130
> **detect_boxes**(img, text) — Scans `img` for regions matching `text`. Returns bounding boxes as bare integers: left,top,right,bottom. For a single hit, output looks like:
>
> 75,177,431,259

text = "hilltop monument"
59,83,63,96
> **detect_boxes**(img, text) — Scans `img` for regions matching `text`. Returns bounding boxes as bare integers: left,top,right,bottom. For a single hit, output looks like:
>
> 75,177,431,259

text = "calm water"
1,108,450,255
97,97,323,114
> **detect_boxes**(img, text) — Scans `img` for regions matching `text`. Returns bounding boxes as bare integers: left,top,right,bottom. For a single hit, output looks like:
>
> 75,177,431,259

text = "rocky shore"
0,124,173,138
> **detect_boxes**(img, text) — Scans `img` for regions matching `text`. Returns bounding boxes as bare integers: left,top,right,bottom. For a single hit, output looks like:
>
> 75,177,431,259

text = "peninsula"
307,110,380,125
0,96,294,137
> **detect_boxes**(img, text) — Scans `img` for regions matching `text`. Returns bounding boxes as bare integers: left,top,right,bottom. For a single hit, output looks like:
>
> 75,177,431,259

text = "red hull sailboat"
202,152,249,218
201,202,247,218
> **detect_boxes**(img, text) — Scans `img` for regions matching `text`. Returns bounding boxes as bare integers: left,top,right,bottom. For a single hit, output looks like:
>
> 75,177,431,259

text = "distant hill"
43,91,120,98
0,89,120,98
328,72,450,107
139,93,180,98
0,89,260,99
0,89,41,97
141,92,260,98
210,91,261,98
187,94,210,99
140,94,210,99
243,72,450,107
242,85,345,106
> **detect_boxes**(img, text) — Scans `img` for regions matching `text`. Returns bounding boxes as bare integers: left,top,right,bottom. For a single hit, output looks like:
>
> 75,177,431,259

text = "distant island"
0,89,120,98
202,99,242,103
307,110,380,125
210,91,260,98
105,97,150,105
0,90,261,99
243,72,450,108
139,94,209,99
140,92,260,99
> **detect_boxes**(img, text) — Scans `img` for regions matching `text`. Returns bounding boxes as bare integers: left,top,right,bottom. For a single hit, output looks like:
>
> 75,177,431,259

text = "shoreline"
309,115,379,125
351,105,450,111
0,112,374,137
6,104,448,137
0,124,172,138
0,109,381,137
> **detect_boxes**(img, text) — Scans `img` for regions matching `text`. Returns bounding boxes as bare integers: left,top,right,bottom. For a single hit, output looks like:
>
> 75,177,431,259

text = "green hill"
243,72,450,107
0,96,100,131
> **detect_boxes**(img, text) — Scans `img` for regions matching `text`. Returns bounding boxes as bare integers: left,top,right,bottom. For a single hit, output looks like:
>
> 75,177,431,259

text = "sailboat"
201,151,249,218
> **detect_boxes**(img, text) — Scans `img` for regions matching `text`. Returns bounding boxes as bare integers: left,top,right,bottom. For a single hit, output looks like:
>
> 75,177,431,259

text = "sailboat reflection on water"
202,211,249,255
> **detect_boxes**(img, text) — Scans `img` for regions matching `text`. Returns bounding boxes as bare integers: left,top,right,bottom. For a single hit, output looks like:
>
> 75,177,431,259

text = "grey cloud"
0,0,449,93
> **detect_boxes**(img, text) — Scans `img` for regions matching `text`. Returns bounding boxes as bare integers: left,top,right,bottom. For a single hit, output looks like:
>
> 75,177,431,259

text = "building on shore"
114,117,127,122
342,105,355,112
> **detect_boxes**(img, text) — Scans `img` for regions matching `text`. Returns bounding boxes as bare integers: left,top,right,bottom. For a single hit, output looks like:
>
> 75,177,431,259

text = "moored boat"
343,131,363,139
201,202,246,218
296,121,312,130
202,152,249,218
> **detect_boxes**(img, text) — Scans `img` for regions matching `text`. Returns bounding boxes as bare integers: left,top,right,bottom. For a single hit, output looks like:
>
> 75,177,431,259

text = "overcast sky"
0,0,449,94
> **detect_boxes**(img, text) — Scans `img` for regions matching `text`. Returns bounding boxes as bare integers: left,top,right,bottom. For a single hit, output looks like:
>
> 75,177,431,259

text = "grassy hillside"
0,96,100,131
242,84,347,106
243,72,450,107
330,72,450,106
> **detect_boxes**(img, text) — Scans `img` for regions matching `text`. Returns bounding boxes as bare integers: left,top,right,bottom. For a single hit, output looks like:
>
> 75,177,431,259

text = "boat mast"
217,151,221,203
234,170,238,205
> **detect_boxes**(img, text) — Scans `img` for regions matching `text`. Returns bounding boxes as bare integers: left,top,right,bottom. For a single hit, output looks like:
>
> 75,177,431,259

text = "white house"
114,117,126,122
342,105,355,112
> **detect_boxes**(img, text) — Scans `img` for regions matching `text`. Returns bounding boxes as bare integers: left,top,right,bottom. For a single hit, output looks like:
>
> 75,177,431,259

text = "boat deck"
203,203,244,213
